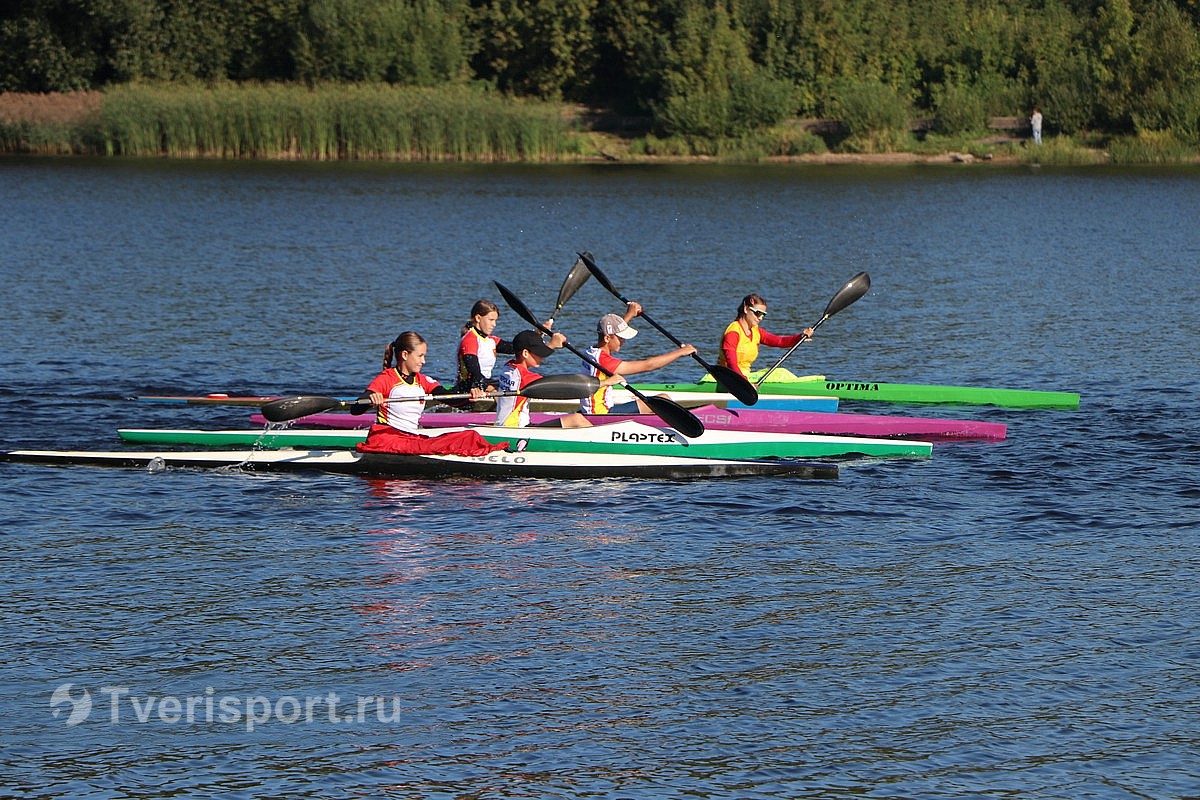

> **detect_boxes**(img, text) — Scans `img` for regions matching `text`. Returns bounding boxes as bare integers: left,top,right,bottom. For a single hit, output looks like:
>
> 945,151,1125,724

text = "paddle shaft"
755,271,871,387
754,321,823,387
493,280,705,437
576,252,758,406
579,252,707,364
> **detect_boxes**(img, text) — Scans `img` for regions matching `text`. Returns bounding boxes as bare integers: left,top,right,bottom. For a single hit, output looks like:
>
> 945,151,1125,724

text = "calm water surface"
1,157,1197,798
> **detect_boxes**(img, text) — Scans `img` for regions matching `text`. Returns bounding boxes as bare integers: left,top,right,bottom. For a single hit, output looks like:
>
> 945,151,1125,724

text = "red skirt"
356,425,509,457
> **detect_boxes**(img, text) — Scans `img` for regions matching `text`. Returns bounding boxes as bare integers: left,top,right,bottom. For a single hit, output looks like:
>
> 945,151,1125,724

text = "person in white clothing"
495,330,591,428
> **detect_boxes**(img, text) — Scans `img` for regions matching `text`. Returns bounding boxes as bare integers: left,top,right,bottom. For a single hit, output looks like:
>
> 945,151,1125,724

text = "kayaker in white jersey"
356,331,508,456
454,298,565,393
495,330,592,428
581,314,696,415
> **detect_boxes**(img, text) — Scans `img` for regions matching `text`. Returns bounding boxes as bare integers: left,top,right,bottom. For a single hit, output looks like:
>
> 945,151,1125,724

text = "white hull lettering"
473,453,527,464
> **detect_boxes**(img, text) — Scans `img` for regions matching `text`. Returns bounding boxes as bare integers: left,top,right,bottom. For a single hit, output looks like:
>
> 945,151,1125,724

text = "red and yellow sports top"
717,321,804,379
365,368,440,434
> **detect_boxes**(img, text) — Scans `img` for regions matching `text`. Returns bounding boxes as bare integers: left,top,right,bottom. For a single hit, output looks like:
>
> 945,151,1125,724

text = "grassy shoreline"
3,86,1198,166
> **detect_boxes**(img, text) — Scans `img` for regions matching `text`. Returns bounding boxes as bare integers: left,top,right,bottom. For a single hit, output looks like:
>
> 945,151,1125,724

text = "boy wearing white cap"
580,314,697,414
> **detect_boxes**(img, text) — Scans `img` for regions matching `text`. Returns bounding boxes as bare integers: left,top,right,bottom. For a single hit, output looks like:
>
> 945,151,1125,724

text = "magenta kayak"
250,404,1005,441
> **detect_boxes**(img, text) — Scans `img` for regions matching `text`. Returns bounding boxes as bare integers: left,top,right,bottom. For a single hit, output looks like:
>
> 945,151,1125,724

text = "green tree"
653,1,794,138
1129,0,1200,137
468,0,597,98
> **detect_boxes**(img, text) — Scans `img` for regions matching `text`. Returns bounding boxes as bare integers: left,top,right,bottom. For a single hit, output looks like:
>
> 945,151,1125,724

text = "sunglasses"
748,308,767,318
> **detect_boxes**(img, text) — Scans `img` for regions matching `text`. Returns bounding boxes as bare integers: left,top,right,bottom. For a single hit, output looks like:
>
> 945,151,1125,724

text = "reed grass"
1,83,574,161
0,91,103,153
1107,130,1198,165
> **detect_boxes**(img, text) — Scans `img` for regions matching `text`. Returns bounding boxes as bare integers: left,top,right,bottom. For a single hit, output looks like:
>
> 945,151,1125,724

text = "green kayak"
117,421,932,459
634,368,1080,409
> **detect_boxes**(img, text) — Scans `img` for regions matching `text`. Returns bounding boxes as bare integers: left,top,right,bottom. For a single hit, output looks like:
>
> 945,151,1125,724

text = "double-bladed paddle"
576,252,759,406
260,373,601,423
755,271,871,387
545,252,593,326
493,280,706,438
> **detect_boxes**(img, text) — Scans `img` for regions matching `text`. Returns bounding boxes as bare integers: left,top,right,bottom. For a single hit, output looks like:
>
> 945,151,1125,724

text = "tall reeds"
1,83,574,160
0,91,103,153
97,83,573,161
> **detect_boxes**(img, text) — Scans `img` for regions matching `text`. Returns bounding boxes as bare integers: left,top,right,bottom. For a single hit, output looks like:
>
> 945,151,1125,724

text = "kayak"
2,448,838,480
254,404,1006,441
117,421,933,459
535,389,839,412
137,390,839,413
633,368,1080,409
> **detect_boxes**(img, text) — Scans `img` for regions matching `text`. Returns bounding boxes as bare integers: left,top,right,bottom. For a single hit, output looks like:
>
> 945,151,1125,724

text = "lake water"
1,157,1197,799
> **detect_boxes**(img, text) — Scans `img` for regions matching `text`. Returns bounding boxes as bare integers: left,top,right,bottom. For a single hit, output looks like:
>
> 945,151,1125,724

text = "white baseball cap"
597,314,637,339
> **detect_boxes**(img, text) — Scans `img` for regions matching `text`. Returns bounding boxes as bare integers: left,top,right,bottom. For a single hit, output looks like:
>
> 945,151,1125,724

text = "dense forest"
3,0,1200,146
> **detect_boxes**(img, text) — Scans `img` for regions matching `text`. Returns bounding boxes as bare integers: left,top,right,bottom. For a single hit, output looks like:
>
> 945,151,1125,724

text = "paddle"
545,252,593,326
261,374,601,423
755,271,872,387
493,280,706,438
576,251,759,406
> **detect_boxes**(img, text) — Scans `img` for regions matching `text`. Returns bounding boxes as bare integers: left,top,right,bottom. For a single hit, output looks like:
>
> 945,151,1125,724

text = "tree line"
3,0,1199,142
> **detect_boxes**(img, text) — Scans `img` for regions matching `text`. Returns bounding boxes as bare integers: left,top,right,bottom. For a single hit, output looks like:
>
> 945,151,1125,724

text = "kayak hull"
633,368,1080,409
118,421,933,459
254,404,1006,441
138,391,839,413
2,448,838,480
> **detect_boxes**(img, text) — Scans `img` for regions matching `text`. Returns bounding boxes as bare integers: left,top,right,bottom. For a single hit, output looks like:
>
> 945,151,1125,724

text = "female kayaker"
356,331,509,456
454,299,566,393
580,314,696,415
717,293,815,380
495,330,591,428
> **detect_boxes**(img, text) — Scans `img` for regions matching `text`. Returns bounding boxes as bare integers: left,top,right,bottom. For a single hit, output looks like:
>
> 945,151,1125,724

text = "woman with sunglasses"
717,293,815,380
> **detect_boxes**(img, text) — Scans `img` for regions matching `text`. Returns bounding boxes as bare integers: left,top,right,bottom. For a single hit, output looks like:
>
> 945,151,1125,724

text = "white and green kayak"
633,368,1081,409
117,420,932,459
2,448,839,480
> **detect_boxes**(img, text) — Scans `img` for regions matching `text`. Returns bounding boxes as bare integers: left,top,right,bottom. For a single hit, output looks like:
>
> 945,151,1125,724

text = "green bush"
829,79,910,149
933,83,987,135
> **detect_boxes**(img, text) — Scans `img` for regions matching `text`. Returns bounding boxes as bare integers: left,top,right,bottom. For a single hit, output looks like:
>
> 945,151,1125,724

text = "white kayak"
2,448,839,480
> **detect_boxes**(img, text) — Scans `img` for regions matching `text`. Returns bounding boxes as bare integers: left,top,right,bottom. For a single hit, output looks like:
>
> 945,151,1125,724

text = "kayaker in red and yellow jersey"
495,330,591,428
454,299,565,393
356,331,508,457
580,313,697,415
718,293,815,379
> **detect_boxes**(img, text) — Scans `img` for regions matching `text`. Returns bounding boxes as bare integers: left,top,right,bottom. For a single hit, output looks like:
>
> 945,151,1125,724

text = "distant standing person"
1031,106,1043,145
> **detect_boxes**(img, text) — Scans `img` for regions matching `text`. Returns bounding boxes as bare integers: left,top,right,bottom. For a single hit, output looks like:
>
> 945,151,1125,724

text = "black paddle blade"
708,364,759,406
494,281,548,334
551,254,593,316
523,373,601,400
823,271,871,318
644,395,706,438
261,395,345,422
577,251,622,298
